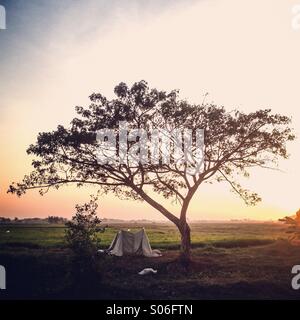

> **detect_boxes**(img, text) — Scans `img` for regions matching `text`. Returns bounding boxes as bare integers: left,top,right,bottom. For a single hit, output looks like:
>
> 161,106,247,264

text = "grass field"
0,222,287,249
0,222,300,299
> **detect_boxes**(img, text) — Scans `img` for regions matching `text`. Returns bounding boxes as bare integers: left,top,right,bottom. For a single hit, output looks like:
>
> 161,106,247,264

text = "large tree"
8,81,294,260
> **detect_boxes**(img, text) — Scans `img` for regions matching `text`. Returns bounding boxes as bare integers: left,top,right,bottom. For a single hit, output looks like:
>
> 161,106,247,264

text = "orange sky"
0,0,299,221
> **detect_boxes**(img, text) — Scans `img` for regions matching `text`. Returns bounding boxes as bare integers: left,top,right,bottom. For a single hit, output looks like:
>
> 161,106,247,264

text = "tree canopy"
8,80,295,258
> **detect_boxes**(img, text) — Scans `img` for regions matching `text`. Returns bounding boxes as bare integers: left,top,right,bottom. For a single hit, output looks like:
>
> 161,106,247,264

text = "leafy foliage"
279,209,300,241
8,81,295,256
65,194,104,257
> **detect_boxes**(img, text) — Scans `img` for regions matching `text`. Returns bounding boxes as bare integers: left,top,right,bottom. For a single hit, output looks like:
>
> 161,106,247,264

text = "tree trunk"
132,186,192,263
179,221,191,263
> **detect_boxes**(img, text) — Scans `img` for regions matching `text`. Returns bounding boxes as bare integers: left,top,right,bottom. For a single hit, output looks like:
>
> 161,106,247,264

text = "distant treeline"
0,216,68,224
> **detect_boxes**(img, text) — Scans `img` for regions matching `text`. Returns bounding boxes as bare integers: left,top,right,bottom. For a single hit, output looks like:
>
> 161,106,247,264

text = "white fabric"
138,268,157,275
107,228,162,257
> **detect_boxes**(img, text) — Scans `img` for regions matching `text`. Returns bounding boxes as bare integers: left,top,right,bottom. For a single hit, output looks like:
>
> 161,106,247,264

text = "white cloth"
107,228,162,257
138,268,158,275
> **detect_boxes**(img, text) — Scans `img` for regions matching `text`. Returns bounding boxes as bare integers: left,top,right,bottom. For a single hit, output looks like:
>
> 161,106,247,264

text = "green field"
1,222,300,299
0,222,288,249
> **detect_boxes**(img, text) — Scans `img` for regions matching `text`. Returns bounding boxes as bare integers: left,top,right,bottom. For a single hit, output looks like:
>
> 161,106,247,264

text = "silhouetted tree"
8,81,295,261
0,217,11,224
47,216,67,224
279,209,300,241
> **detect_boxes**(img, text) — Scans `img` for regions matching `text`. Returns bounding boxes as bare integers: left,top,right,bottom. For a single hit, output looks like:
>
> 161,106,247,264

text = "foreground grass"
1,240,300,299
1,222,299,299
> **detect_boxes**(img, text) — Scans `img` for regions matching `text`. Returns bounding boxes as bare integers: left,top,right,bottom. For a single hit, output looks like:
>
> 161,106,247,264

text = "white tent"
107,228,162,257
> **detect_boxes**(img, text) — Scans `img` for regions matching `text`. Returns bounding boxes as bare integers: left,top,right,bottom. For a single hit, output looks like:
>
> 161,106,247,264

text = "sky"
0,0,299,221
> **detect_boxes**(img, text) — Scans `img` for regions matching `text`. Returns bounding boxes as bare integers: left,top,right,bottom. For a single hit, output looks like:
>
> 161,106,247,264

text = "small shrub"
65,194,104,257
65,194,105,290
